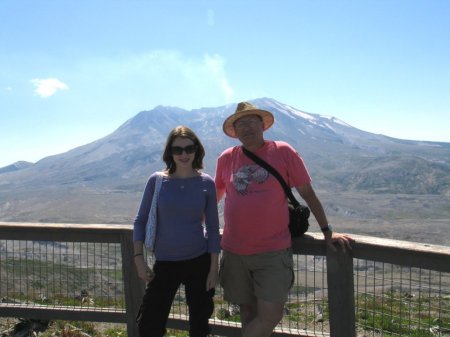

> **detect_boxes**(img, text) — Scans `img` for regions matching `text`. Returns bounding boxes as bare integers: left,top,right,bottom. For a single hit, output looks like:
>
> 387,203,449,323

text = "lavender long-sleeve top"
133,172,221,261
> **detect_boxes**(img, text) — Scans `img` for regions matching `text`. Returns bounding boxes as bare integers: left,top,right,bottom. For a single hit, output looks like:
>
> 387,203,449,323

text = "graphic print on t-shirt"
232,164,269,195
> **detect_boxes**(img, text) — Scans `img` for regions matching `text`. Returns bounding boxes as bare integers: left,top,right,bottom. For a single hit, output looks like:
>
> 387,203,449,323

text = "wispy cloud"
31,78,69,98
204,54,233,100
83,50,234,108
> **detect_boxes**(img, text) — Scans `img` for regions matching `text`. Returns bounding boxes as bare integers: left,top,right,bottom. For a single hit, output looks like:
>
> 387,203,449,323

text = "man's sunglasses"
171,145,197,155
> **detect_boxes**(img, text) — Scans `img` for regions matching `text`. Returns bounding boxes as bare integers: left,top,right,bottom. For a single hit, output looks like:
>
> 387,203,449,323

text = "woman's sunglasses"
171,145,197,155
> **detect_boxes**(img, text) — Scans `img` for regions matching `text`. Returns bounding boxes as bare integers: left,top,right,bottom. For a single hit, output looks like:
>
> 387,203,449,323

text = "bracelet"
134,253,144,258
321,225,333,233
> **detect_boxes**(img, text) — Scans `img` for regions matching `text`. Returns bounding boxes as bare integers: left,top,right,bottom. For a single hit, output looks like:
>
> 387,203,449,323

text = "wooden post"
326,248,356,337
121,231,145,337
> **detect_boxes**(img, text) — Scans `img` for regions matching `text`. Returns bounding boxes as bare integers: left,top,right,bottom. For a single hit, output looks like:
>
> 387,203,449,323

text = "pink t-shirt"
215,141,311,255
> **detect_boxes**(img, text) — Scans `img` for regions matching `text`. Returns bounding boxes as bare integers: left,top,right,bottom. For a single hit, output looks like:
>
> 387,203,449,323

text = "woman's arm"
133,241,154,283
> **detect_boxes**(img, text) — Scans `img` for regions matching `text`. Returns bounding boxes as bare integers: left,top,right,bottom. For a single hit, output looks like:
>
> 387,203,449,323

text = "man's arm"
295,183,354,251
214,157,226,202
216,185,226,202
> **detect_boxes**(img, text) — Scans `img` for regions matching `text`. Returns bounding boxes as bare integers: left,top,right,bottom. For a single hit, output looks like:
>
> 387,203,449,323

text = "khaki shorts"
219,248,294,304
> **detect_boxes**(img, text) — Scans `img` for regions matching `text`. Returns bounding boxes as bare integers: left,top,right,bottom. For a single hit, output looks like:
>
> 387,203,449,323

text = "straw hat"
223,102,274,138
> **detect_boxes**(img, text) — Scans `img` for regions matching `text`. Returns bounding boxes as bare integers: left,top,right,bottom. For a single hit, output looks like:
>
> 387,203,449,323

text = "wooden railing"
0,222,143,337
1,222,449,337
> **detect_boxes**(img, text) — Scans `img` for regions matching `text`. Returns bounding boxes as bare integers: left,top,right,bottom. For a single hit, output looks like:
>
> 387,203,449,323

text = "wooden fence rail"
1,222,449,337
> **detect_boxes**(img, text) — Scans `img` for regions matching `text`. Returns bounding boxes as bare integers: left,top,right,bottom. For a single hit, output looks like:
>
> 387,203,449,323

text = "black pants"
137,253,215,337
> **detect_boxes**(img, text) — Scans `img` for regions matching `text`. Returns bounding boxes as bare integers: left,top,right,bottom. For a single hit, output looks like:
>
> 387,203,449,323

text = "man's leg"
240,299,284,337
239,301,256,334
220,249,292,337
241,248,293,337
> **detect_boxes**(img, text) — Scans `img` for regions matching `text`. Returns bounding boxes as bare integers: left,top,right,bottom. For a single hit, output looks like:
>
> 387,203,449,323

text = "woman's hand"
134,256,154,283
206,269,218,290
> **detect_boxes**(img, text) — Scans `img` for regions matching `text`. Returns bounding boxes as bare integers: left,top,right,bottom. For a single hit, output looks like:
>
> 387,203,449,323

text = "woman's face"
170,136,196,171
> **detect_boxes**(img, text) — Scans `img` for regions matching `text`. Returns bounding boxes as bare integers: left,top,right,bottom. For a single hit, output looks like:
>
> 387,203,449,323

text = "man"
215,101,353,337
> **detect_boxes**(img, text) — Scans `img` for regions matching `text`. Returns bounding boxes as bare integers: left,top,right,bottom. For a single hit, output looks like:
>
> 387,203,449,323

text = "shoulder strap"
241,147,300,208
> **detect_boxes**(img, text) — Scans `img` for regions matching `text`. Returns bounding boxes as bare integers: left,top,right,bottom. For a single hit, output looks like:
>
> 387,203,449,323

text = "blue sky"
1,0,450,167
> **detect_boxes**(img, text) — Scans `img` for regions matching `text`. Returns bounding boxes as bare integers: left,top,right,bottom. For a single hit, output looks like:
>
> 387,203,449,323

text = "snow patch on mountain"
320,115,352,127
263,99,316,122
284,106,316,121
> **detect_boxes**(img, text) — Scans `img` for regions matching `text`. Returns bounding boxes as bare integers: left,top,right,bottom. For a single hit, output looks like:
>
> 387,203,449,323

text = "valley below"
1,186,448,247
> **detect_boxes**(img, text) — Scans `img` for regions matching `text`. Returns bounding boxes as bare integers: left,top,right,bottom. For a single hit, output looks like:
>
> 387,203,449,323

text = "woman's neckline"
164,171,202,180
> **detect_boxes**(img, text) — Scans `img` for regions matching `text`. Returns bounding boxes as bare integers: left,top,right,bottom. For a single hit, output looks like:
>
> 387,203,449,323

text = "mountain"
1,98,449,244
0,161,33,174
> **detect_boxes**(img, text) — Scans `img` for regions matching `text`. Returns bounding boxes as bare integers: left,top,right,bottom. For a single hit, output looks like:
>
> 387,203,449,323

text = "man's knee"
240,302,257,323
257,300,284,326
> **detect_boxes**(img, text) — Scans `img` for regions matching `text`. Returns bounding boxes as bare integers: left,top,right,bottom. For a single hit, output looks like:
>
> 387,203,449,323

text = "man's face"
233,115,264,145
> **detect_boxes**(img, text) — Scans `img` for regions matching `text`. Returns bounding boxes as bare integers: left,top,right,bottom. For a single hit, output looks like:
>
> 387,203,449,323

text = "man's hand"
206,253,219,290
325,232,354,252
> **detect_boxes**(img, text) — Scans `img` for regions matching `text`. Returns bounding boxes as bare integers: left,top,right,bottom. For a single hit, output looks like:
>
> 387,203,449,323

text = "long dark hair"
162,125,205,174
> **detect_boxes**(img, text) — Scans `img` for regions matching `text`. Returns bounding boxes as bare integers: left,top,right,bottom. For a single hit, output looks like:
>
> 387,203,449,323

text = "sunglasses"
171,145,197,155
234,117,262,129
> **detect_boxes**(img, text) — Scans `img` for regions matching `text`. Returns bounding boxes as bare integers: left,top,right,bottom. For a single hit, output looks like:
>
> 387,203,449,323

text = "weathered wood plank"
0,303,126,322
0,222,132,243
326,248,356,337
120,231,144,337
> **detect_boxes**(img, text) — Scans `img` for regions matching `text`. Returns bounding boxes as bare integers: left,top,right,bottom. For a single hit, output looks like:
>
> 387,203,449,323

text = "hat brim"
223,109,274,138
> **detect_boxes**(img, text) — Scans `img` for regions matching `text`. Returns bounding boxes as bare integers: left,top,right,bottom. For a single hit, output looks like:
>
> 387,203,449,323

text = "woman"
133,126,221,337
